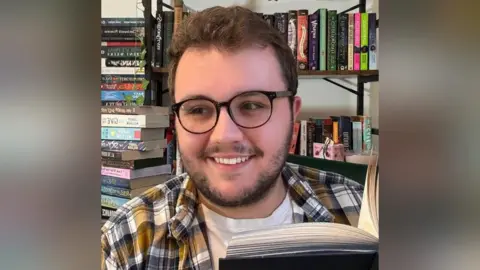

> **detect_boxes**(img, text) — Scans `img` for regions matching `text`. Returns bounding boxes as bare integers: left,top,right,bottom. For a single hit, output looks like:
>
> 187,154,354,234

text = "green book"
327,10,337,70
360,13,369,70
319,9,327,71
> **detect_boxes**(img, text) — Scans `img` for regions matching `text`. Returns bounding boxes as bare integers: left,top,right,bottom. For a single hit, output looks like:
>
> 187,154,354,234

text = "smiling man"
101,6,364,270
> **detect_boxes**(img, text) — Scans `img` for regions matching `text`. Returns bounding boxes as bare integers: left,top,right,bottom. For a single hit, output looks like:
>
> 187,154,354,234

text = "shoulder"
100,174,187,269
287,162,364,189
286,163,364,225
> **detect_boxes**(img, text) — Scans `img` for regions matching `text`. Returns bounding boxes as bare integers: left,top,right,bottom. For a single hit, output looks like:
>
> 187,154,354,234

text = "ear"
292,96,302,122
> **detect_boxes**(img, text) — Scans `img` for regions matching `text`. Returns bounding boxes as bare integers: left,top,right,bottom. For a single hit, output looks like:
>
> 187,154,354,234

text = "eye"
186,106,210,115
240,102,265,110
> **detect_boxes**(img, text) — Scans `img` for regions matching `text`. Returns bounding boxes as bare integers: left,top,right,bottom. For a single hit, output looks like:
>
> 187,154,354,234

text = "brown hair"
167,5,298,103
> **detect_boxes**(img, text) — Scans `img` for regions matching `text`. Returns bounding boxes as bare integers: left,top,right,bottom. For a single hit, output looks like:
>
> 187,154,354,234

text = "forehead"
174,46,285,102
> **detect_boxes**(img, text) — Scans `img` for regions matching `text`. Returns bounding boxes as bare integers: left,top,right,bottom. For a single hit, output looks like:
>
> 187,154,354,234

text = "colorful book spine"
162,11,174,67
362,117,372,152
101,127,144,140
274,13,288,44
327,10,337,70
332,120,339,144
322,119,333,142
101,185,133,199
102,207,116,219
101,74,145,83
360,13,369,70
368,13,377,70
319,9,327,70
352,121,362,153
339,116,352,151
308,11,319,70
101,194,129,209
287,10,298,59
101,67,144,75
101,83,144,91
347,14,354,70
300,120,307,156
354,13,361,70
154,10,164,67
337,14,349,70
101,175,131,189
101,140,164,151
101,17,145,26
101,164,171,180
101,167,134,179
297,10,309,70
101,90,145,101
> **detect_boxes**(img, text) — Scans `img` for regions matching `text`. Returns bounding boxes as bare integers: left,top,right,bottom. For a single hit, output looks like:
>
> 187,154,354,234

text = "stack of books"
100,106,172,223
101,17,146,106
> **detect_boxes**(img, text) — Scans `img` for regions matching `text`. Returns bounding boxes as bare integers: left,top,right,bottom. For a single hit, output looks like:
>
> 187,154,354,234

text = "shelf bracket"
339,4,360,14
358,74,379,83
161,2,173,10
323,78,358,95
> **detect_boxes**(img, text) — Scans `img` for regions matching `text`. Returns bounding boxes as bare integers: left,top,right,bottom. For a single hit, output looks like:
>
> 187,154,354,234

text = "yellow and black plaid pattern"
101,163,364,269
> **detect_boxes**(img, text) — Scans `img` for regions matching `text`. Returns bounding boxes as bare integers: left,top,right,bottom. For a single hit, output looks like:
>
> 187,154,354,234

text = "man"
101,5,363,270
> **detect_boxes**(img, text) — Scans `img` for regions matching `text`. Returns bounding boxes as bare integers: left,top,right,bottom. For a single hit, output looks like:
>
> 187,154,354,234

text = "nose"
209,107,244,144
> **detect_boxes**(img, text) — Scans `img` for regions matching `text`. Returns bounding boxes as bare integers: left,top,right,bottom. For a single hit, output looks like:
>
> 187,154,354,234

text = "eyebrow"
178,94,211,102
178,89,266,103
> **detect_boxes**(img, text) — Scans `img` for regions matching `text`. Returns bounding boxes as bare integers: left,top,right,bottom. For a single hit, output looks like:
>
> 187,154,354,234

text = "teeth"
214,156,249,165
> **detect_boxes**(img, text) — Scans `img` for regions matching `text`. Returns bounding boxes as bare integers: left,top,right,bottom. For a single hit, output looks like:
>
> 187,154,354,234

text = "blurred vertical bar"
0,0,100,269
381,0,479,269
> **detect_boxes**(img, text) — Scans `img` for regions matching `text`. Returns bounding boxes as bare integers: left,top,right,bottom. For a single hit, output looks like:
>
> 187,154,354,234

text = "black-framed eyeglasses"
171,90,294,134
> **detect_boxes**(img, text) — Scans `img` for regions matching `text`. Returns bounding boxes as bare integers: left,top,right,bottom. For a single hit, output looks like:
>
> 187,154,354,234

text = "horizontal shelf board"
152,67,168,73
152,67,378,79
299,70,379,77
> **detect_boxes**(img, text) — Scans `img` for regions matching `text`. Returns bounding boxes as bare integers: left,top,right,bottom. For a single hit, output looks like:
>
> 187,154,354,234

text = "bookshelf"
143,0,379,137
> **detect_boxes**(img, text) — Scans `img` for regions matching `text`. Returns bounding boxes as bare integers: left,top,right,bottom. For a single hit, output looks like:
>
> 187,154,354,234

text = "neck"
199,175,287,219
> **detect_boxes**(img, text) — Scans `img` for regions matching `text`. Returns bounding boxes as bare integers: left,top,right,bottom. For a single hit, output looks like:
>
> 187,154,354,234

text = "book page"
357,152,379,238
225,223,378,258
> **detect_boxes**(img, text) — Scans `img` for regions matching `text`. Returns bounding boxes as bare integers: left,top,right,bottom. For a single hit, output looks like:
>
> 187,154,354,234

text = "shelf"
152,67,169,73
299,70,378,78
152,67,378,78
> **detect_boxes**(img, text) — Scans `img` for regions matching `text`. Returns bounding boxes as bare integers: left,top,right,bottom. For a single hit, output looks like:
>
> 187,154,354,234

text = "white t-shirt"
200,194,295,270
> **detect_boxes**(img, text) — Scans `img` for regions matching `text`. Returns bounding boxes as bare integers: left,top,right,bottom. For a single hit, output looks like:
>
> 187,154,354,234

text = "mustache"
198,143,264,158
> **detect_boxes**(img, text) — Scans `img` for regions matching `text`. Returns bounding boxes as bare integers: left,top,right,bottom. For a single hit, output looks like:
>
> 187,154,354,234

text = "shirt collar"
167,164,334,241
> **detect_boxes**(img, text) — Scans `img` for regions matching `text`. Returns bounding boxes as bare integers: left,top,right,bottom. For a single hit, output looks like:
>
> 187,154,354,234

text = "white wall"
102,0,379,138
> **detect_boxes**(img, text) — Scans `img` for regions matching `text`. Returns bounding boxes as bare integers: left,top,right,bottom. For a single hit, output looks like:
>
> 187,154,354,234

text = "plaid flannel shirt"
101,163,364,270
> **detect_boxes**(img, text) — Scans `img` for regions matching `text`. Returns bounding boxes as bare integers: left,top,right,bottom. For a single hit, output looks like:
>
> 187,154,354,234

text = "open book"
219,153,379,270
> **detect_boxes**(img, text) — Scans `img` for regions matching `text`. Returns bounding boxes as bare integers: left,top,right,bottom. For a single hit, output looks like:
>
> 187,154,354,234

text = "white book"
101,59,144,74
101,114,170,128
300,120,307,156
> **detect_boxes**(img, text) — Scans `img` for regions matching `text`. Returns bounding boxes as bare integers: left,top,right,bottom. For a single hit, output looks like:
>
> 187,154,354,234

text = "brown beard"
178,120,293,208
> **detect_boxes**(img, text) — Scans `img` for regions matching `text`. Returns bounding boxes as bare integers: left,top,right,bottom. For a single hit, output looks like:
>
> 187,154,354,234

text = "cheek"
247,111,291,155
176,126,208,156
